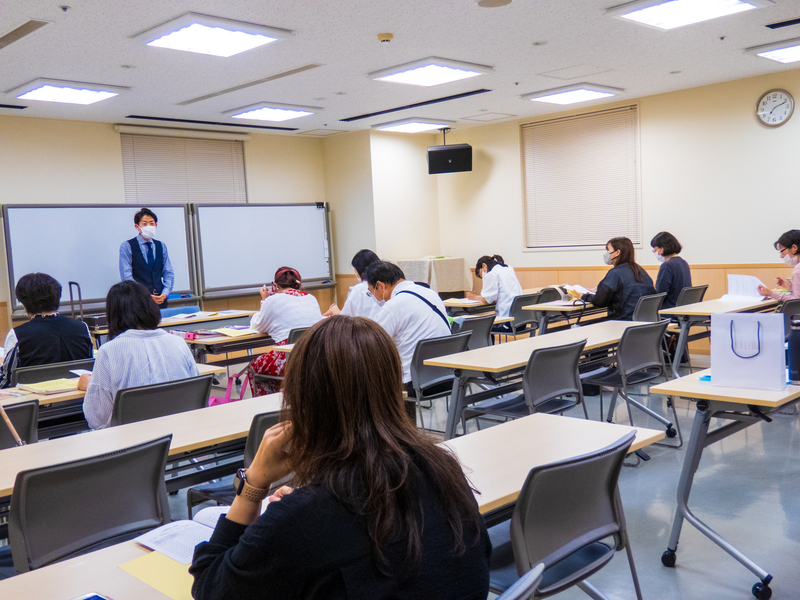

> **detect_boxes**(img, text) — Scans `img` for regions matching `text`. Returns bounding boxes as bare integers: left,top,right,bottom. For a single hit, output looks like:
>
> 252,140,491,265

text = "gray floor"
170,357,800,600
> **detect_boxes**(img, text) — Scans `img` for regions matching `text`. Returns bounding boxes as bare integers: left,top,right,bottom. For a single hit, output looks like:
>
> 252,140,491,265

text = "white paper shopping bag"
710,313,785,391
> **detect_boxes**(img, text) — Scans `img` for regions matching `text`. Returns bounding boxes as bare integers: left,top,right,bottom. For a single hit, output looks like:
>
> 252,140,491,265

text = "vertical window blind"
521,105,641,249
120,133,247,204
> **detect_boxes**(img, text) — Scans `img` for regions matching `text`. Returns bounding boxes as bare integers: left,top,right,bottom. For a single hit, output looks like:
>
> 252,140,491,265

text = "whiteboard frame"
3,204,198,312
192,202,335,296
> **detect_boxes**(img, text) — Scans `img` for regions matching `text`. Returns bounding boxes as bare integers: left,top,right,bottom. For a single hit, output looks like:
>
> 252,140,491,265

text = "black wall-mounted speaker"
427,143,472,174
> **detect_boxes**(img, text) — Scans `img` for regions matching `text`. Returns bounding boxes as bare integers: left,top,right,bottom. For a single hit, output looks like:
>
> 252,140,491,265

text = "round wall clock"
756,89,794,127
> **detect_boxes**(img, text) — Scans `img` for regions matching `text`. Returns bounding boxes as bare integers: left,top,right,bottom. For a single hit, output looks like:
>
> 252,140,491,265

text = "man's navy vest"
15,314,93,368
128,237,164,295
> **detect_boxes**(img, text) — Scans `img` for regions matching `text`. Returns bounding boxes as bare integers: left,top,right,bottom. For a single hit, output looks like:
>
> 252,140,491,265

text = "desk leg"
663,400,773,597
671,318,690,379
538,314,551,335
445,371,469,441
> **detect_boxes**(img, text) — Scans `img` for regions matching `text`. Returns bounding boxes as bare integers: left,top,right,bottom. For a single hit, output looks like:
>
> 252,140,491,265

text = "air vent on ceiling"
178,64,322,105
766,17,800,30
296,129,347,137
126,115,298,131
340,89,492,122
0,20,48,51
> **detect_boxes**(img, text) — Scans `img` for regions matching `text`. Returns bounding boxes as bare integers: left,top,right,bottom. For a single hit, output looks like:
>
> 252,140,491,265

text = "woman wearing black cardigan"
190,316,490,600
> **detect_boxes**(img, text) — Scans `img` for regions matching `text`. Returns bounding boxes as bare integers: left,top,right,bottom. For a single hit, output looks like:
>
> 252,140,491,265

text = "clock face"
756,89,794,128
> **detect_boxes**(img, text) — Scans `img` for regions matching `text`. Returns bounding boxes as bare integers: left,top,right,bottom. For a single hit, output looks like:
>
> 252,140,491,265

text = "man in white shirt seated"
363,261,451,420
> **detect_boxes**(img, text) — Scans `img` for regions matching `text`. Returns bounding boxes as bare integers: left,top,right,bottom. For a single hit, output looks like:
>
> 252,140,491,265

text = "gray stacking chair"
466,339,589,424
452,314,496,350
497,293,543,342
187,410,281,517
529,287,567,332
779,299,800,341
486,432,641,600
496,563,545,600
160,304,201,318
0,400,38,449
632,292,666,322
287,327,310,344
675,284,708,307
110,374,213,426
9,435,172,573
409,332,472,431
12,358,95,386
583,320,680,448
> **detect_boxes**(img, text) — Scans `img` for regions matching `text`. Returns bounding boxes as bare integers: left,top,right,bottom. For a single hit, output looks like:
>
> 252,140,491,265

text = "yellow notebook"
212,327,256,338
17,378,79,394
119,551,193,600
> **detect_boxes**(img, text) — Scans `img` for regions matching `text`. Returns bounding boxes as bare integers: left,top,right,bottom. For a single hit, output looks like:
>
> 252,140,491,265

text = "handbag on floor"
710,313,784,391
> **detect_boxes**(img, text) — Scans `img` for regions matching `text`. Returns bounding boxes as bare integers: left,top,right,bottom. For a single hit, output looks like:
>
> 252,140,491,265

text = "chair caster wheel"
666,426,677,438
661,549,676,567
752,582,772,600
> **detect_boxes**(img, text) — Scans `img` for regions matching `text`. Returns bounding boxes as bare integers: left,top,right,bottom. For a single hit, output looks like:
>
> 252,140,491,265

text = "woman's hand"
465,292,481,301
259,285,270,300
77,373,91,391
245,422,293,490
757,285,772,297
777,277,792,291
322,303,341,317
267,486,294,503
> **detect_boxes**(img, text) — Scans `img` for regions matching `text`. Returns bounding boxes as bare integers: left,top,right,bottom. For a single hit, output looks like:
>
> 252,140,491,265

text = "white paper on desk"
217,310,245,316
546,300,579,306
69,369,92,376
168,311,218,320
721,274,768,301
563,284,590,295
192,503,269,529
446,298,481,305
135,521,213,565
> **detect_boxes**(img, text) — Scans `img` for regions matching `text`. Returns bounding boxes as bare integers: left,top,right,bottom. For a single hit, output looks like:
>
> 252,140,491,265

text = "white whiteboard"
5,205,192,307
196,204,331,292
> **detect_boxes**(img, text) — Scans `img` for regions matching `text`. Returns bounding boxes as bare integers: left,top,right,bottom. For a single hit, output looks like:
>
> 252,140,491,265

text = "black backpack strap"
397,291,450,328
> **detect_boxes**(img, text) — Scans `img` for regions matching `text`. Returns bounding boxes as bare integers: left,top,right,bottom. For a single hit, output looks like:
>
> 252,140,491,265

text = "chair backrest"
509,293,543,333
779,299,800,340
522,339,587,412
675,284,708,307
632,292,666,322
110,374,214,426
410,332,471,395
287,327,310,345
496,563,545,600
509,432,636,575
159,305,201,318
453,314,496,350
9,434,172,572
13,358,95,386
616,320,670,379
243,410,282,467
0,400,39,449
538,287,563,304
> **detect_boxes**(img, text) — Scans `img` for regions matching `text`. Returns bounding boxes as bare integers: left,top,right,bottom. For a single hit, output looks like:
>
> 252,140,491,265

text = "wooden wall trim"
512,263,783,272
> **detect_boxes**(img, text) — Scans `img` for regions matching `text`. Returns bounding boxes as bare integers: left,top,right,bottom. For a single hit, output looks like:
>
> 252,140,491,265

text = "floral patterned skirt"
247,339,288,396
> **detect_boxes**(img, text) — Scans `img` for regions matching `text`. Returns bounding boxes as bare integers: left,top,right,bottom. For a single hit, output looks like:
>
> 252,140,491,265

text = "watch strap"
240,480,271,502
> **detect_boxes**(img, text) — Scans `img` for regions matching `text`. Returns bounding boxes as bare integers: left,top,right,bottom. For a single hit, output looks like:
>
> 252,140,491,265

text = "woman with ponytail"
248,266,322,395
466,254,523,321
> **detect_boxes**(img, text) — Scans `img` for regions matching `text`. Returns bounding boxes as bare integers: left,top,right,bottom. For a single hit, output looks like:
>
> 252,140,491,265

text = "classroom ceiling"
2,0,800,137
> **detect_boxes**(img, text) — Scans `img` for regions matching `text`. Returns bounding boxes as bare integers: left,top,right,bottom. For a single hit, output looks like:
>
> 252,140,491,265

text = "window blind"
521,105,641,249
120,133,247,204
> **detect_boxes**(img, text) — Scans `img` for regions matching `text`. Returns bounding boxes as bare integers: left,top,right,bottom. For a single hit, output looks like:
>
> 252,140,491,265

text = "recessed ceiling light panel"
521,83,624,105
372,118,455,133
607,0,772,31
7,78,129,104
746,37,800,63
225,102,320,122
135,13,292,57
369,57,493,87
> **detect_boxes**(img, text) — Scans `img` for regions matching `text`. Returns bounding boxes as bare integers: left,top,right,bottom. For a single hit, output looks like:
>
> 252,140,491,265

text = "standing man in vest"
119,207,174,309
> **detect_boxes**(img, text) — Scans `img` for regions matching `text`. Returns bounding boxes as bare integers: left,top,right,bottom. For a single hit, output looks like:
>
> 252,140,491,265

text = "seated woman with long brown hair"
190,316,490,599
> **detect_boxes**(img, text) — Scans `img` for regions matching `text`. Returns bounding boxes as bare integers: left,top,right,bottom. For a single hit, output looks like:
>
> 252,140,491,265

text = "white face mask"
602,251,613,266
656,254,665,264
783,254,799,267
370,286,386,308
139,225,157,239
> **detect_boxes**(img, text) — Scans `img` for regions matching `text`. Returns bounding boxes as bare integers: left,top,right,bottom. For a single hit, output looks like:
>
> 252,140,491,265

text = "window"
120,133,247,204
521,105,641,249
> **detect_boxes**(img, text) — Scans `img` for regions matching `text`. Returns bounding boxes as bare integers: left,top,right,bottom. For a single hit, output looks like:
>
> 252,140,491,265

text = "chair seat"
583,366,662,388
488,522,615,596
467,394,578,420
187,475,236,508
407,376,455,400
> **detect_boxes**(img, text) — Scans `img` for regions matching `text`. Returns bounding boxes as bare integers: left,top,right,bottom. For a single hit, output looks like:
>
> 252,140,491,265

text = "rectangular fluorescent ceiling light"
369,57,493,87
225,102,319,122
607,0,770,31
521,83,623,105
373,118,455,133
746,37,800,63
136,13,292,57
7,78,128,104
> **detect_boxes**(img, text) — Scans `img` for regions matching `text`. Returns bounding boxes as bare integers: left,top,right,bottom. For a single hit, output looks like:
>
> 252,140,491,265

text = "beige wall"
369,131,441,262
437,67,800,271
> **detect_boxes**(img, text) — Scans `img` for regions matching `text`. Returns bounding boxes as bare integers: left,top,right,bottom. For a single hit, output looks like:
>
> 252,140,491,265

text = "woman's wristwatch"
233,468,271,502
